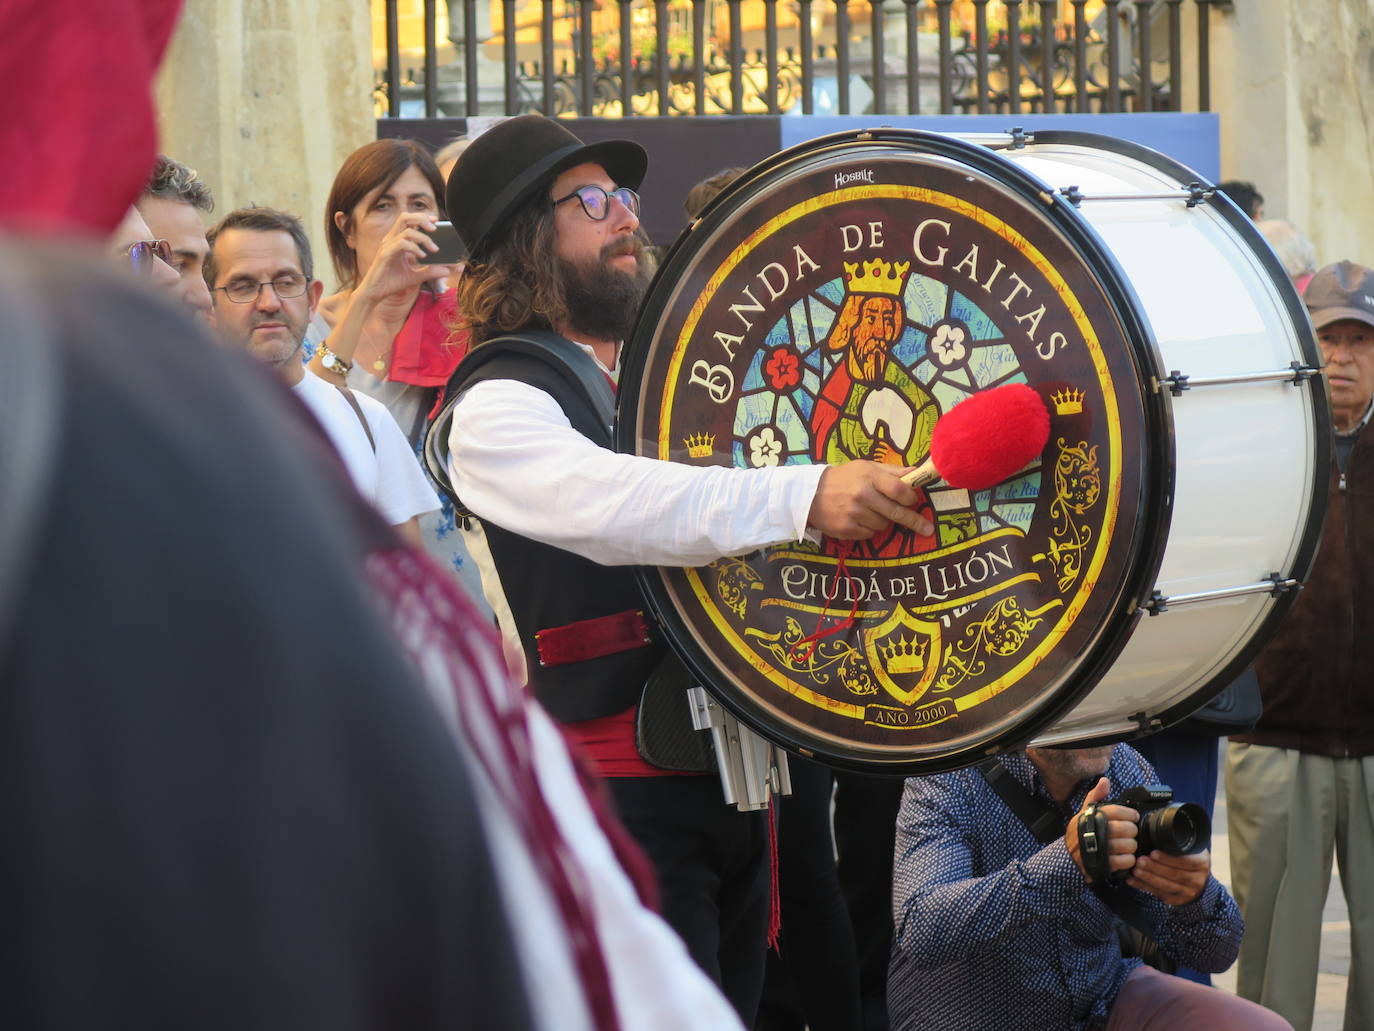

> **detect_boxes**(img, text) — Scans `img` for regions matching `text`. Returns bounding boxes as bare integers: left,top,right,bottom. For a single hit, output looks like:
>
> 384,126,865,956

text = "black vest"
446,338,667,723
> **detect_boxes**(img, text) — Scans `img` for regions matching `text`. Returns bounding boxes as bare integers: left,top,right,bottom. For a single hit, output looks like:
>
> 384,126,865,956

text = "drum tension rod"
1140,573,1301,617
1008,126,1030,150
1055,183,1214,207
1158,362,1322,396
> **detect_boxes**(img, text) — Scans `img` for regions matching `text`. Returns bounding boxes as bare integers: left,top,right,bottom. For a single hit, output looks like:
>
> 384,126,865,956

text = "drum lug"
1008,126,1030,150
1058,185,1084,208
1289,360,1321,384
1185,182,1214,208
1131,712,1164,735
1266,572,1302,597
1160,371,1190,396
1141,590,1169,617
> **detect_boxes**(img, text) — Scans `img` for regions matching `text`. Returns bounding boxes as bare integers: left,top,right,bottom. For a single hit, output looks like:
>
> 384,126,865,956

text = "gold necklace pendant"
372,356,388,373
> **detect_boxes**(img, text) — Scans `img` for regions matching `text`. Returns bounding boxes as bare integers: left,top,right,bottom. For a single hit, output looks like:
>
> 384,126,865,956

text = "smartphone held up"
419,220,466,266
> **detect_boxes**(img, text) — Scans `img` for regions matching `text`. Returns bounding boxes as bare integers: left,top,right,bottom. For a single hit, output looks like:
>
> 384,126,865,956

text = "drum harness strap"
978,759,1177,975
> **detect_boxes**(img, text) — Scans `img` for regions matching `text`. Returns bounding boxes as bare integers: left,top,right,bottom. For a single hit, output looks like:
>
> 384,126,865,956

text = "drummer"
438,113,931,1024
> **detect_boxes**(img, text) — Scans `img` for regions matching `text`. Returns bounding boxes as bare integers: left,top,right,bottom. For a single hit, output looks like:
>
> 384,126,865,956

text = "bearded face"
840,295,902,383
557,234,653,344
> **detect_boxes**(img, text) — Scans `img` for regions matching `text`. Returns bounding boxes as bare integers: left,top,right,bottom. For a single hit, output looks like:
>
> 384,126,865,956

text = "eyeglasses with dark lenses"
215,274,310,304
127,239,174,276
552,184,641,222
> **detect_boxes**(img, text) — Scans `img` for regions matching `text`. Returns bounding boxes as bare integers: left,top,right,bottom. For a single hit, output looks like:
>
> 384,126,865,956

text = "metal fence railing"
378,0,1224,121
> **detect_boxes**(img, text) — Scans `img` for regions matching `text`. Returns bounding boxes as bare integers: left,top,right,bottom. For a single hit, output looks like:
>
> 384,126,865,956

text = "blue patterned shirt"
888,746,1242,1030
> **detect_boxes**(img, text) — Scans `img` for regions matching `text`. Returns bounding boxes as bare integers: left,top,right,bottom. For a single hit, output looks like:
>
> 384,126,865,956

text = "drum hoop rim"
614,129,1234,774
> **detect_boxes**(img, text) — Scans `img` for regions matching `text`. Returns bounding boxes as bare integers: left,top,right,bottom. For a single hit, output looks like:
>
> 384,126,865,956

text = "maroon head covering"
0,0,182,235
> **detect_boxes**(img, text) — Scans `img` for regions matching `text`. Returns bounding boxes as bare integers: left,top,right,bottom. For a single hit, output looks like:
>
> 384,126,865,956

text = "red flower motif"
764,346,802,390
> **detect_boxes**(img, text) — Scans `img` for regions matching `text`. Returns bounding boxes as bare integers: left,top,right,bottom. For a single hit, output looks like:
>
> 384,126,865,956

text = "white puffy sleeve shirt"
447,377,826,567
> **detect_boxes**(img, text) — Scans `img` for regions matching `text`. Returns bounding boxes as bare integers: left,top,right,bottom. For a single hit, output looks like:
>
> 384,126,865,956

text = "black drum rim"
617,127,1175,775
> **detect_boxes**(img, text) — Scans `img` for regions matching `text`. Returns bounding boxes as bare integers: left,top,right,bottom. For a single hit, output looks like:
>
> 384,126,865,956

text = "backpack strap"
424,330,615,516
333,384,376,453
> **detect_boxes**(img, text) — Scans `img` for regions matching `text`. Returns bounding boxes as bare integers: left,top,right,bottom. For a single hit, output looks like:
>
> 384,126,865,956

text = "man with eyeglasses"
206,207,437,545
139,155,215,325
108,204,179,292
434,115,931,1024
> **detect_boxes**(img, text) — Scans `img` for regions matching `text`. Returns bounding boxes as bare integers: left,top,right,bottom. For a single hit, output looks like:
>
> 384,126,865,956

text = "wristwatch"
318,341,352,377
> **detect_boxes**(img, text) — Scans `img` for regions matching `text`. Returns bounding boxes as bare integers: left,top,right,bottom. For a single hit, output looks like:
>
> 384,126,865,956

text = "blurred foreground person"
0,244,742,1030
0,243,533,1029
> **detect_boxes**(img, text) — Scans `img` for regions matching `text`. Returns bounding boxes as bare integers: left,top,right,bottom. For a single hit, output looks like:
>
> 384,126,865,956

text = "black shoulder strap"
333,384,377,454
979,759,1172,969
423,331,615,515
978,759,1062,845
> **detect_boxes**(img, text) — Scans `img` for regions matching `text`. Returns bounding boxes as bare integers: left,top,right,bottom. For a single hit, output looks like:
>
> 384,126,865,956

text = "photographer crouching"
887,744,1293,1029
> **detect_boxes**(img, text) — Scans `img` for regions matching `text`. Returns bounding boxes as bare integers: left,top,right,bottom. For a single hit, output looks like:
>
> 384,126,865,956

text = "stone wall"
152,0,375,292
1212,0,1374,266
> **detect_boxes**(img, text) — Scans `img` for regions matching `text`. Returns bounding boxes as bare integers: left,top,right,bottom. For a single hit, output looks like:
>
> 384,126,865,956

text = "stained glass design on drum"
729,262,1043,551
634,167,1143,762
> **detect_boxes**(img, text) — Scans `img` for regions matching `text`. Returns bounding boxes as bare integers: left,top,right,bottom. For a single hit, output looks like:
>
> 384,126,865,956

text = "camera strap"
977,760,1173,971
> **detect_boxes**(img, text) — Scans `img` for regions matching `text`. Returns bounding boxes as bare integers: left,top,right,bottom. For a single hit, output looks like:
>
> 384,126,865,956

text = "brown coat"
1232,425,1374,757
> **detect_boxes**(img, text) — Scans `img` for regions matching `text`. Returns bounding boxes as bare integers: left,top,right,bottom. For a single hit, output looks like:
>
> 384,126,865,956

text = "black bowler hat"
447,114,647,259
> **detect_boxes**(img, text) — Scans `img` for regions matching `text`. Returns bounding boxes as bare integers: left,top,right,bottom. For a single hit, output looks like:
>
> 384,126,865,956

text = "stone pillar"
1211,0,1374,264
152,0,375,291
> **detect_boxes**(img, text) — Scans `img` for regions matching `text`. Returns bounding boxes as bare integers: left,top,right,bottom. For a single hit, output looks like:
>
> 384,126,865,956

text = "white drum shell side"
996,144,1321,743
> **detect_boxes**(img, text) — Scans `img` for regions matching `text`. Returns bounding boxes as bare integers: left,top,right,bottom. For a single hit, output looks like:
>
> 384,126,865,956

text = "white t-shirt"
292,370,439,527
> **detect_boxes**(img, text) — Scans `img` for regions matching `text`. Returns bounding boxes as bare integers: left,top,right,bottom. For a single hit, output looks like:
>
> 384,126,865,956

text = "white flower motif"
748,425,784,467
931,322,968,366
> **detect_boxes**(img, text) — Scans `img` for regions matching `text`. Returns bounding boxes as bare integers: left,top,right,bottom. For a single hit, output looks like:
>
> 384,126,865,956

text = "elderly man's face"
1317,318,1374,433
138,195,214,324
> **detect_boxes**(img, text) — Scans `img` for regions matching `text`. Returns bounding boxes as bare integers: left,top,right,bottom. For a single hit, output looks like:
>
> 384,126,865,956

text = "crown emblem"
878,633,929,675
844,258,911,298
684,432,716,459
1051,388,1085,416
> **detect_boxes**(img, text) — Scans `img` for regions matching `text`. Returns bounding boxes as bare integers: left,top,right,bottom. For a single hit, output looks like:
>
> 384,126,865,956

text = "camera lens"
1142,802,1211,856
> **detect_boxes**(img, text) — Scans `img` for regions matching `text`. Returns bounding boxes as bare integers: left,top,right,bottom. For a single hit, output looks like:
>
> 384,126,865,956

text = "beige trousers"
1225,742,1374,1031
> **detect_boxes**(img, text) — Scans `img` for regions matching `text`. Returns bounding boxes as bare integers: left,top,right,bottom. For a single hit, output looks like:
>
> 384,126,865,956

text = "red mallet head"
928,383,1052,490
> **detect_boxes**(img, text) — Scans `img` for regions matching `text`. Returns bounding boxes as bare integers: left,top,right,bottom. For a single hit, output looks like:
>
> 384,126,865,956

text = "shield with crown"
863,604,943,707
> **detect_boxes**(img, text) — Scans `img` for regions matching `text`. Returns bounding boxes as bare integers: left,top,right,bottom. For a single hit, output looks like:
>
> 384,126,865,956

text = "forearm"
449,383,824,566
308,290,376,385
1149,877,1244,973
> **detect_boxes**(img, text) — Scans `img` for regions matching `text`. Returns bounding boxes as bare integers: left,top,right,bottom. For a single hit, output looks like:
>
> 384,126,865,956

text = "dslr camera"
1077,784,1210,886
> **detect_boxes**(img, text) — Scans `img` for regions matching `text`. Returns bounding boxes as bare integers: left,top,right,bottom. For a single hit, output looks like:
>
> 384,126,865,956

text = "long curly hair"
455,200,569,347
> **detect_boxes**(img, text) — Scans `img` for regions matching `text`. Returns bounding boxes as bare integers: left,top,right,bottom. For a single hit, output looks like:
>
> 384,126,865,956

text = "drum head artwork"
618,130,1172,773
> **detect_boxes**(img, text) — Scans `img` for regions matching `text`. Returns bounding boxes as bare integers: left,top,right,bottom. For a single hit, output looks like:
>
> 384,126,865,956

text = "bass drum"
616,128,1327,774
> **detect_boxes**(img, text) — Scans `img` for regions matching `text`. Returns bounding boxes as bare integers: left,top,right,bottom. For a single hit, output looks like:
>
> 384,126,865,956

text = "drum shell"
617,128,1326,771
1000,136,1328,745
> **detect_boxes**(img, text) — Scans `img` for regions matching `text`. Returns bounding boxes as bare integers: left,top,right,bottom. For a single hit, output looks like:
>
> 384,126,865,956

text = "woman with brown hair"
307,138,463,440
307,138,487,610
